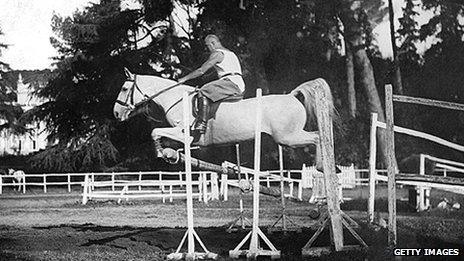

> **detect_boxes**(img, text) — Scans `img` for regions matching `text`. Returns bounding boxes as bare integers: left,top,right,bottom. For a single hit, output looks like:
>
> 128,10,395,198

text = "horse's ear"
124,67,134,80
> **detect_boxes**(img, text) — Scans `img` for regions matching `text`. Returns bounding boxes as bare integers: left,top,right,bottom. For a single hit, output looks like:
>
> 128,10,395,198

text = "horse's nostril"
114,111,119,118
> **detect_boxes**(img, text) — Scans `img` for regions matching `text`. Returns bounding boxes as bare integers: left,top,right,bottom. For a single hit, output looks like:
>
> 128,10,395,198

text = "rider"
177,34,245,135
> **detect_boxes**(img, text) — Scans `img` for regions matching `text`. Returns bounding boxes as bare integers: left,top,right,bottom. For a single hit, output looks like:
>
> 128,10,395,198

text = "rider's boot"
192,96,210,139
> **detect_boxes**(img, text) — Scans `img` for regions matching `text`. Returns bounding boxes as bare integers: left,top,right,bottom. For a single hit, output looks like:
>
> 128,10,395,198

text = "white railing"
0,168,375,196
82,171,219,204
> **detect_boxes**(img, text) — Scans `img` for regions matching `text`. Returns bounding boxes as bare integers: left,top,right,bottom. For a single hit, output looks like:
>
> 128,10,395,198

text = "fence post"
198,174,203,202
0,174,2,194
203,173,208,203
43,175,47,193
288,171,294,197
22,175,26,194
91,173,95,191
169,185,173,202
138,172,142,191
112,173,115,191
385,84,397,248
211,172,219,200
368,112,378,223
68,174,71,193
82,174,89,205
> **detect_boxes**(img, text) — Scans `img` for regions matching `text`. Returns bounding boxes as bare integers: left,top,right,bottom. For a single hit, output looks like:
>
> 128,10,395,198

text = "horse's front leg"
151,127,192,158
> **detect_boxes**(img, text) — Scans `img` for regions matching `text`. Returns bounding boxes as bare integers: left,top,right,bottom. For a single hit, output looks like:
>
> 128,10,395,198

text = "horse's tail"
290,78,337,131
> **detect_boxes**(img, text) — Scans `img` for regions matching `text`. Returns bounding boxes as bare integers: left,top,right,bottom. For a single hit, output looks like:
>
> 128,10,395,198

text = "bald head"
205,34,223,51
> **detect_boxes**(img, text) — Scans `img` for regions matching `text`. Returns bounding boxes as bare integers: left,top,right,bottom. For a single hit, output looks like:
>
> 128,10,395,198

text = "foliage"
28,1,133,171
0,27,25,134
397,0,422,69
22,0,464,171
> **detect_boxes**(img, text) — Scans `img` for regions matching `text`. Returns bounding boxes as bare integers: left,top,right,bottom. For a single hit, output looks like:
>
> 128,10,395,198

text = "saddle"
192,93,242,121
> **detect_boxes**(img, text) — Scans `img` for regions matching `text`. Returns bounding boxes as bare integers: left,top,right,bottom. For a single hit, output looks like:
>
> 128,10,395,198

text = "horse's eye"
122,87,128,91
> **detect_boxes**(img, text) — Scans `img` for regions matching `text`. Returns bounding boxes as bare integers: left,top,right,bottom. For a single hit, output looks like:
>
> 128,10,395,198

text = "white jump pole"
229,88,280,259
168,92,217,261
249,88,262,251
368,113,378,223
279,145,286,230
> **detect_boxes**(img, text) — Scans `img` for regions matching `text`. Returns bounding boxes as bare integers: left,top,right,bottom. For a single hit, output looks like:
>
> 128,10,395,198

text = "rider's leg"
194,94,210,134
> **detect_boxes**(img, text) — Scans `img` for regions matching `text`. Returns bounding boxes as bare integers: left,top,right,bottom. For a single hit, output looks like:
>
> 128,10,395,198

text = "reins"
133,81,184,109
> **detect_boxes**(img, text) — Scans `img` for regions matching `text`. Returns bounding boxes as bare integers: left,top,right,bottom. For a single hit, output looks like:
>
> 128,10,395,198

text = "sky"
0,0,98,70
0,0,432,71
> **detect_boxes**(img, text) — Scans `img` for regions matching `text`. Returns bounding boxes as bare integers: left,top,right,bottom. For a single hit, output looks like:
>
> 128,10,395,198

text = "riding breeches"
199,78,243,102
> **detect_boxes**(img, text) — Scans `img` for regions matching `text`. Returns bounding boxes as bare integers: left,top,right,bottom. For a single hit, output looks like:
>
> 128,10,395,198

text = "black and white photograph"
0,0,463,260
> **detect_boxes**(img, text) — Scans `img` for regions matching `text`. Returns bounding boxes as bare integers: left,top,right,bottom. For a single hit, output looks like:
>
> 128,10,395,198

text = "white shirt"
214,49,245,92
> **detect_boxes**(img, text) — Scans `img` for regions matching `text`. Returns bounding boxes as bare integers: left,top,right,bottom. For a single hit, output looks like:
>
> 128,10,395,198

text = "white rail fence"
82,171,219,205
1,167,375,198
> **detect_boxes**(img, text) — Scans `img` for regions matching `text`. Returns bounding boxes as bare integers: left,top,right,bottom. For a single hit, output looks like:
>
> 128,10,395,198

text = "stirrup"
194,121,207,134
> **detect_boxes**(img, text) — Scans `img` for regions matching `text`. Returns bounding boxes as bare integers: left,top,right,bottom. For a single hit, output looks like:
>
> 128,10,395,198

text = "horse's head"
113,68,143,121
8,169,14,175
114,68,192,122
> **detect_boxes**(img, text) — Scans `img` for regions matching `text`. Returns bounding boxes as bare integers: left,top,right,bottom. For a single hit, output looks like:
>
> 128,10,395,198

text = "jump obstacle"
167,92,218,260
371,84,464,248
229,89,281,259
163,86,366,258
301,85,367,256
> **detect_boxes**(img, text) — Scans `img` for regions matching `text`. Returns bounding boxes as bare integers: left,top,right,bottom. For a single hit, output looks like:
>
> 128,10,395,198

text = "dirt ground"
1,186,464,261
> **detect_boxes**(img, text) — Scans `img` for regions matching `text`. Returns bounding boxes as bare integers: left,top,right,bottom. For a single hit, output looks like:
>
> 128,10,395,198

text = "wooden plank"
385,84,397,248
435,163,464,174
314,85,344,251
393,95,464,111
396,173,464,185
376,122,464,152
423,154,464,168
368,113,378,223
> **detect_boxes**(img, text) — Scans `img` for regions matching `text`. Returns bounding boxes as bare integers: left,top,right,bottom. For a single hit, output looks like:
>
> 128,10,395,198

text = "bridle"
115,73,197,115
115,75,150,109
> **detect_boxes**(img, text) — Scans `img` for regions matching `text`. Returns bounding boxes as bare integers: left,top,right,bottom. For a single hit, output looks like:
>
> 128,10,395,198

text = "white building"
0,73,49,155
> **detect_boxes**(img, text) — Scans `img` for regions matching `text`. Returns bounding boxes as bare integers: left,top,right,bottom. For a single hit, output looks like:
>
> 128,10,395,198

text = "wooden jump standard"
229,89,281,259
301,84,367,256
167,92,217,261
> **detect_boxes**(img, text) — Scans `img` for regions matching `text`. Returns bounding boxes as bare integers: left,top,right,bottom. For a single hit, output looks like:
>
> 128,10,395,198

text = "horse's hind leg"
275,130,323,169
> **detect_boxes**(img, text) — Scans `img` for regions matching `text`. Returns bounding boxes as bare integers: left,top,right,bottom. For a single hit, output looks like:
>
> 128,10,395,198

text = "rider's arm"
178,51,224,83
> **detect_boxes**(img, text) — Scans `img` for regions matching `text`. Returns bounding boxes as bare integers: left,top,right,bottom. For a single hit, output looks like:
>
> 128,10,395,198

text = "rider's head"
205,34,222,52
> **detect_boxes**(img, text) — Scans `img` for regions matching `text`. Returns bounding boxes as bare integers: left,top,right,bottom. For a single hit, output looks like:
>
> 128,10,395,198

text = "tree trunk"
340,0,398,169
388,0,404,94
345,48,356,117
353,48,395,168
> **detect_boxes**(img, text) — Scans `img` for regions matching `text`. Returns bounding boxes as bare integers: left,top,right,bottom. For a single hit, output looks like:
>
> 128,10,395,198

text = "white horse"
113,69,336,167
8,169,25,192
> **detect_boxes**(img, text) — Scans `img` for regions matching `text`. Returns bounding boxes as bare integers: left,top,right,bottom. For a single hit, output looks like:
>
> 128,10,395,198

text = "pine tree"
397,0,421,70
0,27,24,133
